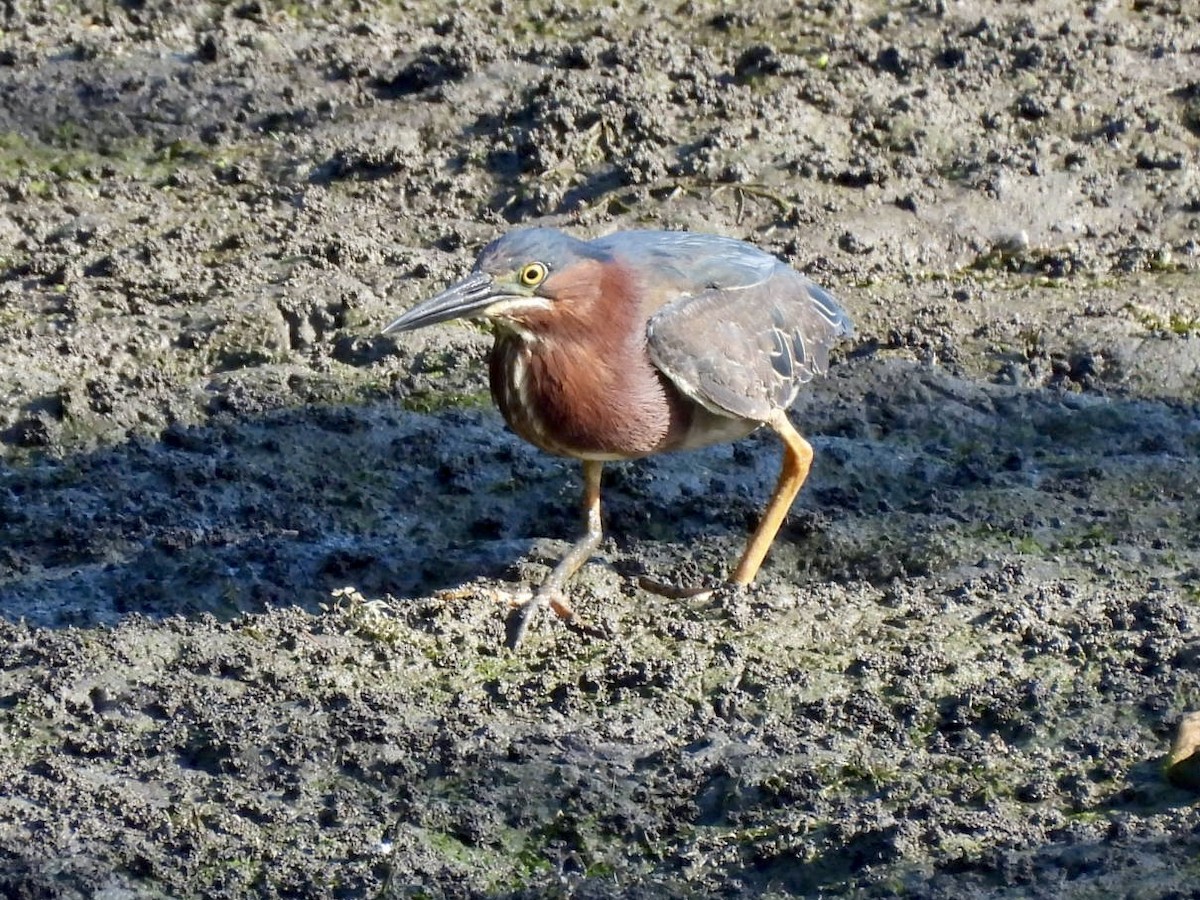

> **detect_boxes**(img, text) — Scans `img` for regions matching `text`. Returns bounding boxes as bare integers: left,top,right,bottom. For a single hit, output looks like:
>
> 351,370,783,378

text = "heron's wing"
646,263,852,422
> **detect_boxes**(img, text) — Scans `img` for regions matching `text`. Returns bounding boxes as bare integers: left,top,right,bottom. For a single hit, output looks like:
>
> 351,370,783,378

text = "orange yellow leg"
639,409,814,599
508,459,604,647
731,410,813,585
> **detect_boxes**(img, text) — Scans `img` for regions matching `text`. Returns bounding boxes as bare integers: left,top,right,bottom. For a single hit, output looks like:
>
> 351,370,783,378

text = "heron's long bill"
382,271,503,334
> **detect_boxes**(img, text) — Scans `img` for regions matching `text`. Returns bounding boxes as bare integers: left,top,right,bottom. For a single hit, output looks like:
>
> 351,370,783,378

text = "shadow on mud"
3,355,1196,632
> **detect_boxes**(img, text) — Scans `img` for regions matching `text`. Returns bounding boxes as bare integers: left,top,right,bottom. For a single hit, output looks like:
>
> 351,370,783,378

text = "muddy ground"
1,0,1199,896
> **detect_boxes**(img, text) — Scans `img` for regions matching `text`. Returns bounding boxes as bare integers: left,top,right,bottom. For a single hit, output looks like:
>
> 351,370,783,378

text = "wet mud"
1,1,1198,896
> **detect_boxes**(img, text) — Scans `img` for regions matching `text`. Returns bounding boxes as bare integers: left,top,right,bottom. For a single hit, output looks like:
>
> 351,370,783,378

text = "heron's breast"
489,336,688,460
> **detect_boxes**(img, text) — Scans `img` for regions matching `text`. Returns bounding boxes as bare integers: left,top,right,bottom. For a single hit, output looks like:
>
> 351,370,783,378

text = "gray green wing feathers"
645,255,851,422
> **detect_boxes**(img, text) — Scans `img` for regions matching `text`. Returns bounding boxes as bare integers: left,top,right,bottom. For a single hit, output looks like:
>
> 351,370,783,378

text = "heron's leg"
730,410,813,585
508,460,604,647
638,411,813,601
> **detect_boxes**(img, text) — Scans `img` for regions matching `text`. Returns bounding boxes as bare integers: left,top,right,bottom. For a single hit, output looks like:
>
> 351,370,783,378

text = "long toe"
506,591,547,648
507,587,607,647
637,575,715,601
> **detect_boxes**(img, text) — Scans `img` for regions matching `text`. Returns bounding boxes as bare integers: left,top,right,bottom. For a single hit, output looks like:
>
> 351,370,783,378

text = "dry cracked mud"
1,1,1199,897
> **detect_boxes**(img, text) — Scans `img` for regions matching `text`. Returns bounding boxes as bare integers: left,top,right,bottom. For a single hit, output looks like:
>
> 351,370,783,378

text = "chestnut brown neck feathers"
488,259,692,460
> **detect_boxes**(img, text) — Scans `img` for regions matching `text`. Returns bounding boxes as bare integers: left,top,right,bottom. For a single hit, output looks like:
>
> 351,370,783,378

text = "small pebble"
1165,711,1200,791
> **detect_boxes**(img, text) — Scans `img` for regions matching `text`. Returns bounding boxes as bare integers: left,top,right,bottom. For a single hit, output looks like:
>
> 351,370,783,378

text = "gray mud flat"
1,1,1198,897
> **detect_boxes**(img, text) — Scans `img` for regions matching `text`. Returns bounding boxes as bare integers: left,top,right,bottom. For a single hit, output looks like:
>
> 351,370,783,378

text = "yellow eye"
519,262,547,287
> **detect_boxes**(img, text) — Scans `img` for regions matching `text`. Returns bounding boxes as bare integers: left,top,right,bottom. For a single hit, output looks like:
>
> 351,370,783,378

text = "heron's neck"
490,323,684,460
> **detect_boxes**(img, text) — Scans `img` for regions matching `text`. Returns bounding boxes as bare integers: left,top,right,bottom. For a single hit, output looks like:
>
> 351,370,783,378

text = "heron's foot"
637,575,715,602
490,586,572,619
504,585,605,649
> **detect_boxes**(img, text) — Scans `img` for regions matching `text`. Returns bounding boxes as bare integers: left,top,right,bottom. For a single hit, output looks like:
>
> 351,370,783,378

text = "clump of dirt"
1,1,1198,897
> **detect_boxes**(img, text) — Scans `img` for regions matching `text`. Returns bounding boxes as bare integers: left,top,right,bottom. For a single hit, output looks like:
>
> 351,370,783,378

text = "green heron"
384,228,852,646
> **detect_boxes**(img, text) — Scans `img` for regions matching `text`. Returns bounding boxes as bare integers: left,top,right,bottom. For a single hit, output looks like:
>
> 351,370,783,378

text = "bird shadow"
2,354,1196,630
